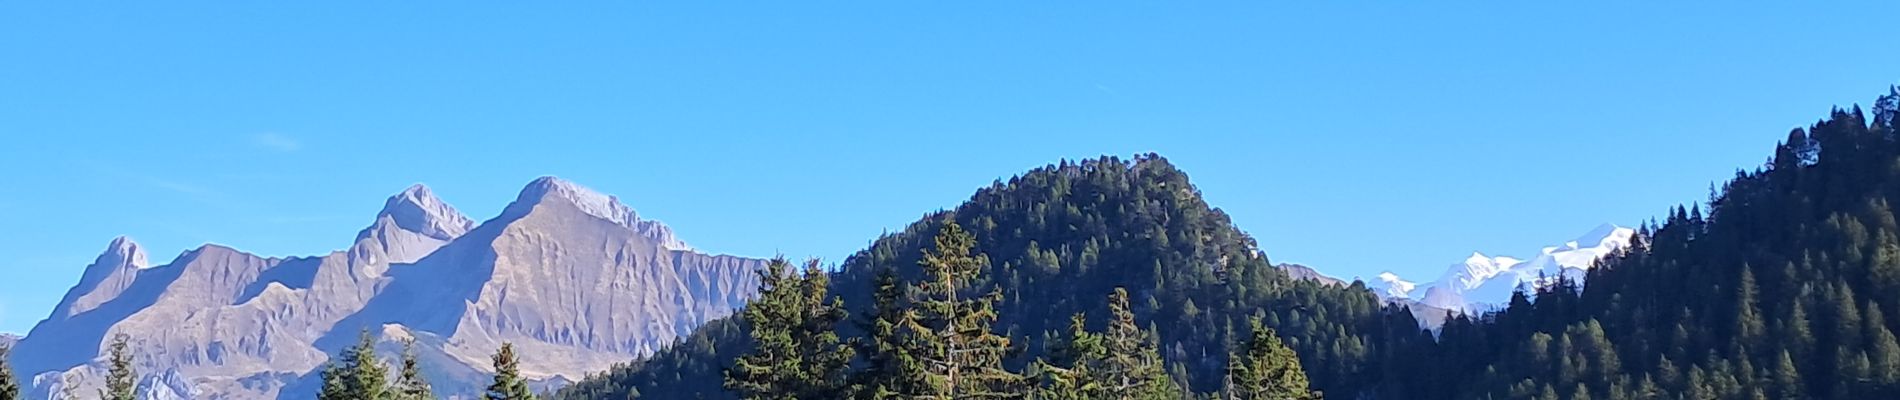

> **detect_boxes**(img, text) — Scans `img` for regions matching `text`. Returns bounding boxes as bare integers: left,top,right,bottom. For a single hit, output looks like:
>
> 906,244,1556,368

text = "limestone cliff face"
7,178,764,400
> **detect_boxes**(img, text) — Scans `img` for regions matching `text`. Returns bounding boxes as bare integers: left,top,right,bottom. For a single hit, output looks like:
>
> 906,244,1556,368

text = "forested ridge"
557,154,1386,399
1387,89,1900,399
546,88,1900,399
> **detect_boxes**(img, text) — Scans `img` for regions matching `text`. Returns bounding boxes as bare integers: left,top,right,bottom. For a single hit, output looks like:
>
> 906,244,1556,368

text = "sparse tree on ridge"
394,339,434,400
319,329,393,400
101,334,136,400
487,343,537,400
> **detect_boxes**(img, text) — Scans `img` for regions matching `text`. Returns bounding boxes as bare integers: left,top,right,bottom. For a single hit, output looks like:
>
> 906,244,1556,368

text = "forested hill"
558,154,1412,399
559,88,1900,400
1391,89,1900,399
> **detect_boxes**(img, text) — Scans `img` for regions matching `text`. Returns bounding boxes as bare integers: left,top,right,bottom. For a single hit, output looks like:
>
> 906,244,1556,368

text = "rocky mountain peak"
504,176,691,251
369,184,474,241
59,236,151,317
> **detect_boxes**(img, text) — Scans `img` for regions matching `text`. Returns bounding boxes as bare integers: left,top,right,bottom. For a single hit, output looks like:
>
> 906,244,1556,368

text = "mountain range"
4,177,766,400
1360,224,1635,323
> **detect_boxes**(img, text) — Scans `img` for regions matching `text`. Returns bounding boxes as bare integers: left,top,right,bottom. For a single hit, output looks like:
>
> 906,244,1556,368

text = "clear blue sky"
4,2,1900,334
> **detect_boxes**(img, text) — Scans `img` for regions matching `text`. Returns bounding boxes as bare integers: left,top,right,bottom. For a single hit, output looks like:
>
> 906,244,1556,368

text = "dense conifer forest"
557,88,1900,399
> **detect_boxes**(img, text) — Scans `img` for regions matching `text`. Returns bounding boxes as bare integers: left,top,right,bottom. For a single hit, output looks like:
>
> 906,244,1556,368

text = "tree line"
559,155,1394,400
0,330,542,400
315,331,540,400
723,221,1315,400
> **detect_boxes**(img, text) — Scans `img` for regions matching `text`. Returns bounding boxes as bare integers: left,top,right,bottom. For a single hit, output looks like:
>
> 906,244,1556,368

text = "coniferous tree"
320,329,393,400
319,362,350,400
1096,288,1180,400
0,343,18,400
726,258,855,400
101,334,136,400
1031,314,1103,400
1225,320,1313,400
487,343,537,400
900,221,1021,399
857,266,927,398
352,332,393,400
394,339,434,400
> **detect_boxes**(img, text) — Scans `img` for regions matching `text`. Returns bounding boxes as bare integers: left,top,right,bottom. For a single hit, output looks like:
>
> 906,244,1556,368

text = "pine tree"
101,334,136,400
319,361,350,400
857,266,927,398
0,342,19,400
1733,267,1765,348
1030,314,1101,400
1097,287,1181,400
901,221,1022,399
1771,350,1802,399
726,258,854,400
320,329,393,400
1226,319,1314,400
394,339,434,400
793,259,856,399
352,331,392,400
487,343,537,400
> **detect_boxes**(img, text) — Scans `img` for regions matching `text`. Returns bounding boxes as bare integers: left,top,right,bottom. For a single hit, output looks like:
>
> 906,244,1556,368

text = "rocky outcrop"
6,178,764,400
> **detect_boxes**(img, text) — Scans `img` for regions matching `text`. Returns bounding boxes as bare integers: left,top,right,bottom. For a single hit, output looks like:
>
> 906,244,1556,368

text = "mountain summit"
7,178,764,400
1367,223,1636,315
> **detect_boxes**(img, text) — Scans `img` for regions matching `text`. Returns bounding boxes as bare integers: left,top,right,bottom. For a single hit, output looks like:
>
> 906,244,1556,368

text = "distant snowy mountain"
5,178,764,400
1365,224,1636,316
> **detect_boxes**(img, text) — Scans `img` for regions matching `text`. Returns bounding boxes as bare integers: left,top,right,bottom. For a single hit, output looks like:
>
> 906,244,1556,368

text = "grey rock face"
6,178,763,400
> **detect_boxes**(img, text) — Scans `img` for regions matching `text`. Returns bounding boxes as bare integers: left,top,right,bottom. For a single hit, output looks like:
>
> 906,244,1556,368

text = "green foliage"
855,266,930,398
1223,320,1314,400
1032,288,1182,400
725,258,855,400
560,155,1367,399
0,342,19,400
101,334,136,400
899,221,1023,399
394,339,434,400
487,343,537,400
320,330,393,400
1380,88,1900,399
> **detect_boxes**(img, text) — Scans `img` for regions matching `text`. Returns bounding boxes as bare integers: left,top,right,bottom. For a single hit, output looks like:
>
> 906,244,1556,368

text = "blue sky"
4,2,1900,334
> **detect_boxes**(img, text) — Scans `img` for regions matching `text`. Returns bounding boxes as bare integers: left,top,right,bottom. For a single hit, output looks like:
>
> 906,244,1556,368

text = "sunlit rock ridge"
5,178,765,400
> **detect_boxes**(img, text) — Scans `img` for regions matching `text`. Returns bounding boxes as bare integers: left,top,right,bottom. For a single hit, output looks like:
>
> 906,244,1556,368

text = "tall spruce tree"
1097,288,1181,400
319,361,350,400
1031,314,1103,400
101,334,136,400
725,258,854,400
0,342,18,400
487,343,536,400
320,329,393,400
856,266,927,399
1225,320,1313,400
394,339,434,400
899,221,1021,399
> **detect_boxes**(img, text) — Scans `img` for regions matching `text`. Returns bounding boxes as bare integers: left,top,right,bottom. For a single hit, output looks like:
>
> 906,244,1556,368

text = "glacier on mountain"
1365,223,1636,315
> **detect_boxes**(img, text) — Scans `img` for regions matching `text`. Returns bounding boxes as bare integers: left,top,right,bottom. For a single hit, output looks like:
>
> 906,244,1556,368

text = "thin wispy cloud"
251,133,302,152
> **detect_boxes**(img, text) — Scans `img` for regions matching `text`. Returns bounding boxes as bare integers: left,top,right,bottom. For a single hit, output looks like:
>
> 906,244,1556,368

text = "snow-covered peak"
1370,272,1417,299
101,236,151,270
372,184,475,241
507,176,693,252
1374,224,1635,315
